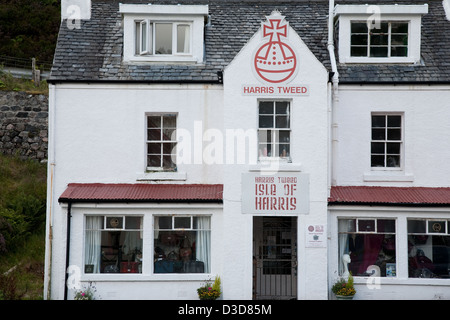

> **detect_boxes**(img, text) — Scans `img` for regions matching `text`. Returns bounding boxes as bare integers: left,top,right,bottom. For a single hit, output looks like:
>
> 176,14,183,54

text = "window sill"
363,172,414,182
137,171,187,181
126,55,200,64
340,57,418,64
249,161,302,173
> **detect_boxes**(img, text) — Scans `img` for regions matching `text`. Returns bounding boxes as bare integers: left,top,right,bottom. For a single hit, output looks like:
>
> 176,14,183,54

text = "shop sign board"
242,172,309,214
305,224,326,248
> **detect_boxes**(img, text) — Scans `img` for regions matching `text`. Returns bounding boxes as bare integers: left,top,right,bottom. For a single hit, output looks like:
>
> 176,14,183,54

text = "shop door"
253,217,297,300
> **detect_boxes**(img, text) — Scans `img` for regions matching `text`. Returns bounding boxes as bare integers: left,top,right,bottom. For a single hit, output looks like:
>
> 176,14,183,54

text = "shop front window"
338,218,396,277
154,216,211,273
408,219,450,278
84,216,143,274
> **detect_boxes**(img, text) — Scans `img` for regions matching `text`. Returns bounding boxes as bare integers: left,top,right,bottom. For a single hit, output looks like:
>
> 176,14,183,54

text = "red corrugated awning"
329,186,450,206
59,183,223,203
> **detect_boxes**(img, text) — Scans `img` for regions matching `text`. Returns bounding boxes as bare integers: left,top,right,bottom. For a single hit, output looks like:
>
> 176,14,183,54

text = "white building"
44,0,450,300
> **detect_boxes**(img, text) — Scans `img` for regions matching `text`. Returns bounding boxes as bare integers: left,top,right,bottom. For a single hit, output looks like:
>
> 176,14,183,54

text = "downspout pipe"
63,202,72,300
327,0,339,189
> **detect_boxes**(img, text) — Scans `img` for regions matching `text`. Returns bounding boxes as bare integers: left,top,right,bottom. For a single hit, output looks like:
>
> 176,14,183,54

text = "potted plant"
331,273,356,300
74,282,97,300
197,275,221,300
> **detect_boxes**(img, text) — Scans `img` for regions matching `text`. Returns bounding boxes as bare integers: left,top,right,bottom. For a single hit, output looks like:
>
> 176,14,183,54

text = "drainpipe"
63,202,72,300
44,83,56,300
327,0,339,189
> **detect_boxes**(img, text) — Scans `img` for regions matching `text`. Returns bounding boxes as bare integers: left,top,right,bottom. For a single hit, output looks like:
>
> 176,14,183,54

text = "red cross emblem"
254,13,297,84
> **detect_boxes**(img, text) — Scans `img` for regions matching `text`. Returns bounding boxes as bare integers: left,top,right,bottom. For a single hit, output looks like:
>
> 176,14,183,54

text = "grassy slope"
0,154,47,300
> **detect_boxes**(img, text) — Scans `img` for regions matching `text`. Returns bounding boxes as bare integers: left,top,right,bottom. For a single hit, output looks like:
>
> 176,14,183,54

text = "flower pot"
335,294,354,300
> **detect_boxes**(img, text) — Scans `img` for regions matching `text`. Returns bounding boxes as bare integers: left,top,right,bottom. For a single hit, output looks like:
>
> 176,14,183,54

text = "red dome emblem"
254,13,297,84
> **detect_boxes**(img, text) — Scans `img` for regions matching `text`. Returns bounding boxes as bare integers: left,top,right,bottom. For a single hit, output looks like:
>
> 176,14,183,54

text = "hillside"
0,154,47,300
0,0,60,64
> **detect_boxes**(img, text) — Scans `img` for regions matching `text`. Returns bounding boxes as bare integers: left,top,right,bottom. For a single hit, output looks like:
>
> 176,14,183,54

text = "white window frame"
335,4,428,64
258,100,292,162
146,113,177,171
370,112,404,171
135,20,193,56
350,21,409,59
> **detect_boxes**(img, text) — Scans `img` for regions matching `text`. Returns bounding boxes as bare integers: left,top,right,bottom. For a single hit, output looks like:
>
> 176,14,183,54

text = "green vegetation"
0,0,61,63
0,67,48,94
0,154,47,300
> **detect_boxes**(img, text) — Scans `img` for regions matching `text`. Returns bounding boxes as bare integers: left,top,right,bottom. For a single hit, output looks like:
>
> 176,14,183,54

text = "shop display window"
407,219,450,278
84,216,143,274
154,216,211,273
338,218,396,277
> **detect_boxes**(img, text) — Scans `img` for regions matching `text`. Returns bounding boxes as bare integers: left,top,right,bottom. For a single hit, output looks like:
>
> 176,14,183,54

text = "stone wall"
0,91,48,162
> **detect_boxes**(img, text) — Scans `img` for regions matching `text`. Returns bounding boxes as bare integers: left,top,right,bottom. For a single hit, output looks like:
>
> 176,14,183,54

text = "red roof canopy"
329,186,450,206
59,183,223,203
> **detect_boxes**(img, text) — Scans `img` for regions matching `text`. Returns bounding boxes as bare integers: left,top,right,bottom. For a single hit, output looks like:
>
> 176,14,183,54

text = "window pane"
141,21,147,53
371,155,384,167
351,35,367,46
259,115,273,128
148,155,161,167
391,46,408,57
162,142,176,154
338,219,356,233
174,217,191,229
372,128,385,140
148,116,161,128
148,129,161,141
371,35,388,46
371,142,385,154
163,155,176,168
350,46,367,57
377,219,396,233
387,115,401,127
391,35,408,46
155,23,172,54
428,221,446,234
279,131,290,143
177,25,190,53
386,155,400,167
148,143,161,154
408,220,426,233
351,22,368,33
154,216,211,273
162,128,176,141
391,23,408,34
163,115,176,128
278,144,290,157
387,142,400,154
275,102,289,115
358,219,375,232
275,116,289,128
259,101,274,114
370,46,388,57
157,216,172,229
372,115,386,128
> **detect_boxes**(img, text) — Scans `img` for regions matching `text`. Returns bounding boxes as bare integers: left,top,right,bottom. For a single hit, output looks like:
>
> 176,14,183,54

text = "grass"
0,154,47,300
0,68,48,95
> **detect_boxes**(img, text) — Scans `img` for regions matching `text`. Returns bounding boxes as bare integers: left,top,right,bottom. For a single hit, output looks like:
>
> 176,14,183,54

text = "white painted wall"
334,85,450,187
222,22,329,300
45,83,224,299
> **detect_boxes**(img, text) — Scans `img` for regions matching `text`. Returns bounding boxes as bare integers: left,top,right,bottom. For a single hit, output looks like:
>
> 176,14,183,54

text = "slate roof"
49,0,450,84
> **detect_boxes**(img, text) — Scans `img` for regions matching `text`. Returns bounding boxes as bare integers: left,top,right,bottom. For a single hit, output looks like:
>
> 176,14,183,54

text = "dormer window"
335,4,428,64
120,4,208,63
